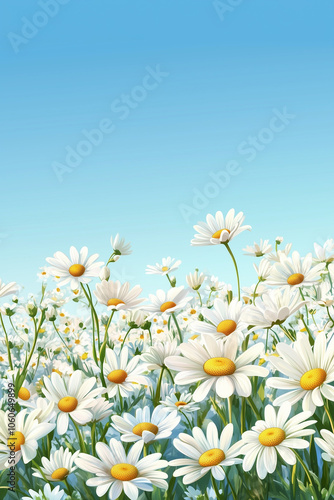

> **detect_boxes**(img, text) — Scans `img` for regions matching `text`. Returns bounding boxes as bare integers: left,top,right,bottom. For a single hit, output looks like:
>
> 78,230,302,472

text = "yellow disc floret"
69,264,85,277
259,427,285,446
132,423,159,437
217,320,237,336
161,266,169,272
300,368,326,390
51,468,69,480
198,448,225,467
160,301,176,312
110,463,138,481
212,228,230,239
7,432,25,452
175,401,187,407
58,396,78,413
18,387,31,401
287,273,304,286
203,357,236,376
107,369,127,384
107,298,125,307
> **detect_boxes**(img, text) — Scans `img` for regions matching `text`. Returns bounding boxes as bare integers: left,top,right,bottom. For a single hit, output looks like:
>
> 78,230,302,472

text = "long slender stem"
241,397,246,433
324,400,334,433
211,474,223,500
71,417,86,452
121,327,133,350
294,451,319,499
0,313,13,371
171,313,183,343
224,470,237,500
228,396,233,424
91,421,97,456
154,366,165,406
166,274,175,287
224,242,241,301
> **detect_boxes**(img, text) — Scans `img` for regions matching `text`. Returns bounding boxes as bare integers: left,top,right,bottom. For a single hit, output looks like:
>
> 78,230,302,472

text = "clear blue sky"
1,0,333,296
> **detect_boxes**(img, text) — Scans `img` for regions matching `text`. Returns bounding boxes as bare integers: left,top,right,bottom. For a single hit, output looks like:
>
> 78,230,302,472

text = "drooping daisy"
145,286,191,317
0,279,18,299
315,429,334,463
33,447,79,482
141,340,180,370
103,346,149,398
314,239,334,264
243,239,272,257
94,280,144,311
191,209,251,246
146,257,181,276
240,403,316,479
242,288,306,332
46,246,103,290
42,370,103,435
160,390,200,414
0,409,55,469
170,422,242,484
90,398,114,422
266,331,334,413
112,405,180,443
186,270,205,290
110,234,132,256
268,251,326,288
165,334,268,402
190,298,246,340
22,484,65,500
75,439,168,500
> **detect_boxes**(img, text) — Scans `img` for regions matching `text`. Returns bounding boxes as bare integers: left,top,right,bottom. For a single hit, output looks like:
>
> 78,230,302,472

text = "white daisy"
266,331,334,413
146,257,181,276
314,239,334,264
90,398,114,422
266,243,292,263
190,298,246,340
243,239,272,257
186,270,205,290
75,439,168,500
33,446,79,481
110,234,132,256
46,246,103,290
145,286,191,317
170,422,242,484
94,280,144,311
0,279,18,299
268,251,326,288
240,402,316,479
160,390,200,414
103,346,149,398
42,370,103,435
22,484,65,500
165,334,268,402
141,340,180,370
253,259,272,281
0,409,55,469
191,209,251,246
315,429,334,463
112,405,180,443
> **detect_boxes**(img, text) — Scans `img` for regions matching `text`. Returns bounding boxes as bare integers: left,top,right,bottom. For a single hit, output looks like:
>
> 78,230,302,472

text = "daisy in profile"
268,251,326,288
186,270,205,290
141,340,180,370
110,234,132,256
243,239,272,257
314,239,334,264
191,298,246,340
266,331,334,413
191,209,251,246
89,398,114,422
266,243,292,263
0,279,18,299
165,334,268,402
42,370,103,435
22,484,65,500
75,438,168,499
33,447,79,481
315,429,334,463
46,246,103,290
112,405,180,443
240,403,316,479
103,346,149,398
170,422,242,484
94,280,144,311
146,257,181,276
160,390,200,414
0,409,55,469
145,286,191,317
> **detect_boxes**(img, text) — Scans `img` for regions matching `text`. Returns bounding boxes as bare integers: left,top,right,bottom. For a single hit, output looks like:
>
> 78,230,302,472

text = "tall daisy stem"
294,451,319,499
224,470,237,500
228,396,233,424
324,400,334,433
171,313,183,343
120,327,133,350
211,474,224,500
0,313,13,371
224,243,241,301
154,366,165,406
71,417,86,452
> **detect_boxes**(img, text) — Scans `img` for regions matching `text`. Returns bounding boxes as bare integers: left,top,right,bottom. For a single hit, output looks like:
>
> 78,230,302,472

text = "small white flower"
243,239,272,257
146,257,181,276
33,446,79,481
186,270,205,290
315,429,334,463
191,209,251,246
94,280,144,311
110,234,132,255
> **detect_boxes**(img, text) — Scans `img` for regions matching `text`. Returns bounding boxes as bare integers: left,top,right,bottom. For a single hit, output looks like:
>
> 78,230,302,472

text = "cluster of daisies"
1,209,334,500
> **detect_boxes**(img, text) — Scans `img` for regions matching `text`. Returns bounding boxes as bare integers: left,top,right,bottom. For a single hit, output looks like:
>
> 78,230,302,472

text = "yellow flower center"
107,369,127,384
7,431,25,452
203,357,236,376
259,427,285,447
18,387,31,401
300,368,327,390
58,396,78,412
175,401,187,407
161,266,169,272
132,422,159,437
75,339,80,344
287,273,304,285
217,319,237,336
51,468,69,480
160,301,176,312
0,356,4,362
198,448,225,467
110,463,138,481
69,264,85,277
212,228,230,239
107,298,125,307
190,309,197,315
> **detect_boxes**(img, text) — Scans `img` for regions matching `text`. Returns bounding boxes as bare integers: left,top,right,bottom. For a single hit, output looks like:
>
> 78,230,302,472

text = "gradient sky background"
1,0,334,297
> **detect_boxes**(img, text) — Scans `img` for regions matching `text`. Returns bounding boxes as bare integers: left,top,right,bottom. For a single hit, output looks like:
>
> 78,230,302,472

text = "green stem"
210,397,228,426
224,242,241,301
166,274,175,287
196,290,203,306
121,327,133,350
247,396,261,420
228,396,233,424
154,367,165,406
91,421,97,456
52,322,70,352
241,397,246,433
81,283,99,362
180,410,192,428
0,313,14,371
71,417,86,452
327,307,334,325
211,474,223,500
253,279,261,302
104,310,115,343
294,451,319,499
171,313,183,343
324,400,334,433
224,470,237,500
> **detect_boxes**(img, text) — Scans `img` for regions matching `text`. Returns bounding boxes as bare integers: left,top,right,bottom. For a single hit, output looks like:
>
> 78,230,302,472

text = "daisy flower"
42,370,103,435
141,340,180,370
266,331,334,413
146,257,181,276
0,409,55,469
145,286,191,317
112,405,180,443
75,438,168,500
90,398,114,422
253,259,272,282
266,243,292,263
315,429,334,463
94,280,144,311
33,446,79,481
46,246,103,290
190,298,246,340
186,270,205,290
0,279,18,299
243,239,272,257
110,234,132,256
160,390,200,414
314,239,334,264
103,346,149,398
17,381,38,406
268,251,326,288
191,209,251,246
240,402,316,479
165,334,268,402
22,484,65,500
169,422,242,484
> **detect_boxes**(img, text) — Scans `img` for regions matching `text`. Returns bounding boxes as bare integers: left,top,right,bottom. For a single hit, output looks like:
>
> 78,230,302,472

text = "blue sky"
1,0,334,296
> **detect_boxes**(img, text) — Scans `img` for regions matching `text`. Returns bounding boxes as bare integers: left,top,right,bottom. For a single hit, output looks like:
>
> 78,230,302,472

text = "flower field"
1,209,334,500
